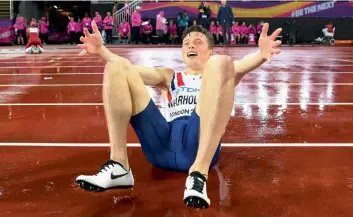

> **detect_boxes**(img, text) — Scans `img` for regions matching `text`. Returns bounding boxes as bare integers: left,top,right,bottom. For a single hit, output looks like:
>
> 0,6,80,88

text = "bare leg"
103,59,151,169
189,55,235,177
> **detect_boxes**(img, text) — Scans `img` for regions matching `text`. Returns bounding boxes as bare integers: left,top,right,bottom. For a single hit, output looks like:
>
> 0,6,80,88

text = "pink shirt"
249,27,256,35
231,25,240,34
257,24,263,34
119,22,130,35
76,22,83,33
93,15,102,29
82,17,92,30
15,17,26,30
209,24,216,33
216,26,222,35
156,12,165,30
240,26,249,35
40,21,49,34
142,24,153,33
168,24,177,35
103,16,114,30
67,21,76,33
131,11,142,27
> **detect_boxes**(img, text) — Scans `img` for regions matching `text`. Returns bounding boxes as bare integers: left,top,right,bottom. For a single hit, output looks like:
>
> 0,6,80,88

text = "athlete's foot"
183,171,210,209
76,160,134,192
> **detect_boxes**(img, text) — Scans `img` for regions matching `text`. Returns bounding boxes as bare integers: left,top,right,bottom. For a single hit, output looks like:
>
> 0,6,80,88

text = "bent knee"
207,55,235,79
105,58,132,77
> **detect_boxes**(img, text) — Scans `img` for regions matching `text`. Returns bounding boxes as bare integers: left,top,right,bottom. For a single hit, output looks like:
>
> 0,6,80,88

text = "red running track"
0,46,352,217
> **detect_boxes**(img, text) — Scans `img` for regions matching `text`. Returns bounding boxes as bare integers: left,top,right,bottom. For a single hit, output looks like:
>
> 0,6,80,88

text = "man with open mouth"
76,20,282,209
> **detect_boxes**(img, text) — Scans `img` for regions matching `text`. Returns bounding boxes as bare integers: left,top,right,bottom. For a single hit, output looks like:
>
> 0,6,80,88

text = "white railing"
10,0,13,19
114,0,141,27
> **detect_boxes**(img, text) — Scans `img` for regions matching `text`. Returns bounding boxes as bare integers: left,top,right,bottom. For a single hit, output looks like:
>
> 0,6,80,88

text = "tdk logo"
178,87,200,93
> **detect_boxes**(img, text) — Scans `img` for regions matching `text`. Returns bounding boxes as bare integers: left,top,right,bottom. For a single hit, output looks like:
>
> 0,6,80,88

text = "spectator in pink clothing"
76,17,83,44
39,17,49,44
248,24,257,35
209,21,218,43
93,12,103,32
156,11,167,44
240,22,249,44
67,17,77,44
168,20,177,44
82,13,92,33
118,19,131,43
15,16,26,45
231,22,240,44
131,6,142,44
103,12,114,44
141,20,153,44
256,21,264,44
216,21,223,44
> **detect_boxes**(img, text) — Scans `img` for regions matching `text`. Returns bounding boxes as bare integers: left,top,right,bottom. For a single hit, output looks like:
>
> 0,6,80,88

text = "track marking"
1,71,353,76
0,103,352,106
0,83,353,87
0,143,352,147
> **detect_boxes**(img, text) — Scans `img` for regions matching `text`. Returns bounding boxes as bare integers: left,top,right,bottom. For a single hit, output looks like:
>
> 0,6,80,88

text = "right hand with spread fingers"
77,20,103,56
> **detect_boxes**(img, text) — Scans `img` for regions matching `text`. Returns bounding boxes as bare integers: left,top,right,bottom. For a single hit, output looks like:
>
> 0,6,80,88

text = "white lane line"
0,83,353,87
0,71,353,76
0,103,352,106
0,143,352,147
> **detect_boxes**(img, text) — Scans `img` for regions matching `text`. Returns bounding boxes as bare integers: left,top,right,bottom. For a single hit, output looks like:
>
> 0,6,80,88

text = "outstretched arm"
233,23,282,82
77,20,173,87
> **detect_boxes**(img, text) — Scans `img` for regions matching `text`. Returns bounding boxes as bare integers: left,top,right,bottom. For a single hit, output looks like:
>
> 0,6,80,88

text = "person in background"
156,11,167,44
76,17,83,44
168,19,177,44
315,22,335,42
240,21,248,44
39,17,49,45
192,20,197,26
15,15,26,46
177,11,189,41
256,21,264,44
217,0,234,47
248,24,256,35
209,20,218,43
141,20,153,44
93,12,103,33
25,21,44,53
231,21,240,44
103,12,114,44
247,24,257,45
198,1,206,10
325,22,334,33
131,6,142,44
67,17,77,45
198,3,211,30
118,19,131,43
216,21,223,44
30,18,37,27
82,13,92,33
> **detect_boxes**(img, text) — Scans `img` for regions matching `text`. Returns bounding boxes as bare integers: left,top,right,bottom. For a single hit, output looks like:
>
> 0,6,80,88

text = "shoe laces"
96,160,116,175
188,171,206,194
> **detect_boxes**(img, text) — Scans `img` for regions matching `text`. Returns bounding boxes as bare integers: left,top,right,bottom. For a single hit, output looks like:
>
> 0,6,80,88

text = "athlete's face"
182,32,212,70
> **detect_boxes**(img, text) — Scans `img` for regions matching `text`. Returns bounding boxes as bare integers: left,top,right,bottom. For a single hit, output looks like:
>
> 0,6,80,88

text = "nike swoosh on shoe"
110,172,129,179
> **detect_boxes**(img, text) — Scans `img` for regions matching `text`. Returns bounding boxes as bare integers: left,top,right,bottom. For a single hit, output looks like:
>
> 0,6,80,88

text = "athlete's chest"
166,72,203,102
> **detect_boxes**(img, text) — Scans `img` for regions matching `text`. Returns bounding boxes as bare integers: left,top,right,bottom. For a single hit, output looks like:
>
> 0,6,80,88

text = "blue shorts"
130,100,221,172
